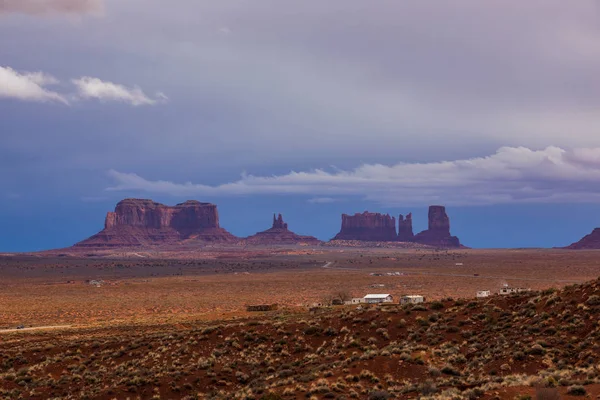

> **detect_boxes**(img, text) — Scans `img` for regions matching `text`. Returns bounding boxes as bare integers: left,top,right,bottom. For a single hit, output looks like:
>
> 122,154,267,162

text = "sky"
2,0,600,251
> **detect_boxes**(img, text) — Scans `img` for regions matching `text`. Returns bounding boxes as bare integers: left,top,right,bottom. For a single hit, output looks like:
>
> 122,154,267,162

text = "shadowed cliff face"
414,205,460,247
333,212,397,241
76,199,236,247
566,228,600,249
398,213,414,242
331,207,461,247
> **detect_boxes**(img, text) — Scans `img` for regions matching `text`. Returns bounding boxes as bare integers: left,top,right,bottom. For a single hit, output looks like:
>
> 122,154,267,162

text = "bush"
586,295,600,306
430,301,444,310
368,390,391,400
566,385,586,396
441,365,461,376
535,387,560,400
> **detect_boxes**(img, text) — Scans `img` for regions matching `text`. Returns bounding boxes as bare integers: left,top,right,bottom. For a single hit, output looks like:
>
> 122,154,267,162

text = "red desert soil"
0,248,599,399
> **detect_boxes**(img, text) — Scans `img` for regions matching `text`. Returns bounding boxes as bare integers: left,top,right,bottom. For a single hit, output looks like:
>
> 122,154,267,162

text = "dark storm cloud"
1,1,600,202
0,0,103,15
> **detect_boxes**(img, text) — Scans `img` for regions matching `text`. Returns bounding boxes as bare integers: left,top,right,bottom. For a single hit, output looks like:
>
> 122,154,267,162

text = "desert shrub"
566,385,586,396
430,301,444,310
586,295,600,306
260,394,283,400
535,387,560,400
528,344,545,355
303,326,322,336
441,365,460,376
368,390,391,400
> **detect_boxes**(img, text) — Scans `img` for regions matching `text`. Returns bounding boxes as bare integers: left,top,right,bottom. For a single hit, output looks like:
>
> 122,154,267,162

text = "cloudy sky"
2,0,600,250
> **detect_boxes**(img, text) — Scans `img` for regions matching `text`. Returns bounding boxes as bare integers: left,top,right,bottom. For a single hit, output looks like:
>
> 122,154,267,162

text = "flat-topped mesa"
333,211,397,242
413,205,461,248
245,214,321,245
75,198,236,248
565,228,600,249
397,213,414,242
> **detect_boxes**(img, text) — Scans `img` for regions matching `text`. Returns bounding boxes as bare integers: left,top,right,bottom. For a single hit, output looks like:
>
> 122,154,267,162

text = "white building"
400,295,424,305
345,298,366,305
363,294,393,304
476,290,491,298
498,285,531,295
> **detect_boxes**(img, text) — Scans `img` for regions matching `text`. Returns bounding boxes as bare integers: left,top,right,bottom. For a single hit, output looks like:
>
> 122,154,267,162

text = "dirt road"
0,325,72,334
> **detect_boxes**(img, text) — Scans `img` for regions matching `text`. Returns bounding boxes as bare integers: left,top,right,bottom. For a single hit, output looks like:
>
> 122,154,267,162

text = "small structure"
400,295,424,305
364,294,393,304
246,304,278,312
345,298,365,305
476,290,491,298
498,285,531,295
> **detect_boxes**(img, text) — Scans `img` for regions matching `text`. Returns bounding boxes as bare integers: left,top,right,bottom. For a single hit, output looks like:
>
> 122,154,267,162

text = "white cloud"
0,66,67,103
0,0,103,15
0,66,168,106
72,77,168,106
106,146,600,206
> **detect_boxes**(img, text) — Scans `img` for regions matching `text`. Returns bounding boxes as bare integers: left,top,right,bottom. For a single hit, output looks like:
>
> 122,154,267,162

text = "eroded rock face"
245,214,321,245
272,213,288,230
413,205,461,247
75,199,237,247
332,212,397,242
566,228,600,249
397,213,414,242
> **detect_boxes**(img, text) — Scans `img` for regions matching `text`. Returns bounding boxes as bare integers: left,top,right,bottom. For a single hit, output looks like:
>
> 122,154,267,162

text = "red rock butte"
332,206,462,247
565,228,600,249
74,199,237,247
244,214,321,245
333,212,398,242
413,205,461,248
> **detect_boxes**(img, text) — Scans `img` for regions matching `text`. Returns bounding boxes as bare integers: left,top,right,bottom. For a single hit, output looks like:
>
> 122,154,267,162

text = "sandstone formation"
245,214,321,245
332,212,397,242
397,213,414,242
75,199,237,247
413,205,461,247
565,228,600,249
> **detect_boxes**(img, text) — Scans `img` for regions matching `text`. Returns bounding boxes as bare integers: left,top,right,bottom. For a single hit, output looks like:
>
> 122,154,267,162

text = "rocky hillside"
2,278,599,399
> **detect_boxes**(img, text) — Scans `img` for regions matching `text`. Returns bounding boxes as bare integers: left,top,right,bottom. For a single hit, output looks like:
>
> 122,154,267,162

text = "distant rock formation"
413,205,461,247
565,228,600,249
272,213,288,230
245,214,321,245
75,198,237,247
332,212,397,242
397,213,414,242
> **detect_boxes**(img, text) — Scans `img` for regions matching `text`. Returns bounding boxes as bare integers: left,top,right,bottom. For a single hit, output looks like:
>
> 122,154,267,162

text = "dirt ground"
1,248,599,328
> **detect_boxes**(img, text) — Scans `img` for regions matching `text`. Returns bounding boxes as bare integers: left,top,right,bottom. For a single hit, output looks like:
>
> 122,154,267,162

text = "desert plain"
1,247,600,399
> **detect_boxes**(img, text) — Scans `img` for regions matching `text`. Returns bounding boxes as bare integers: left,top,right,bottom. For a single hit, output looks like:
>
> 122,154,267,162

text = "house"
400,295,424,305
363,294,393,304
345,298,366,305
498,285,531,295
476,290,491,298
